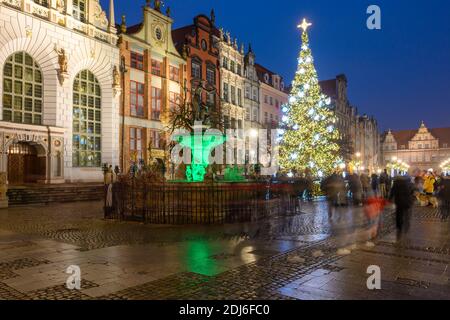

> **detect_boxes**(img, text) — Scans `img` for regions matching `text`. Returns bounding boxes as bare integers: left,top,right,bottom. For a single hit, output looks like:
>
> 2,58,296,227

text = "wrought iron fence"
104,180,306,224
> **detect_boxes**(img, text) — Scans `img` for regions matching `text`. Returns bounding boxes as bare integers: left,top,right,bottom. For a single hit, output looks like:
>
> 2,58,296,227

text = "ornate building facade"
382,122,450,174
172,11,221,123
243,45,260,130
255,63,288,131
320,74,380,172
118,1,186,172
0,0,120,184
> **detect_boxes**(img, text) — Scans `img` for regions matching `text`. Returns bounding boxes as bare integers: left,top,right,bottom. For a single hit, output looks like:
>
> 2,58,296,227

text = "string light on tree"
278,18,341,177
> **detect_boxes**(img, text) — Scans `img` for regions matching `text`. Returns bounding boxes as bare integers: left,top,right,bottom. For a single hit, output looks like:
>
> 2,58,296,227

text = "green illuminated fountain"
174,128,226,182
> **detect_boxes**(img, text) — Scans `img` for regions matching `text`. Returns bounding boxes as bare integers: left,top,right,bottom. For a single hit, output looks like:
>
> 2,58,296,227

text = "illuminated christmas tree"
279,19,341,177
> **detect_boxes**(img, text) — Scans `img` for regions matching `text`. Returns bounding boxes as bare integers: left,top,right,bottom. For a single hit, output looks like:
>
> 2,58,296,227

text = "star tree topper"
297,18,312,33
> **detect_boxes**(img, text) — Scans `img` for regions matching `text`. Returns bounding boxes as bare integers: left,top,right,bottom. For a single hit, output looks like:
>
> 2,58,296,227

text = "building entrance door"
7,142,45,184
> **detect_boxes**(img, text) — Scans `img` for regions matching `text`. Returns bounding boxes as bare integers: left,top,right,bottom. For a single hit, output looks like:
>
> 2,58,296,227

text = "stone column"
0,172,8,208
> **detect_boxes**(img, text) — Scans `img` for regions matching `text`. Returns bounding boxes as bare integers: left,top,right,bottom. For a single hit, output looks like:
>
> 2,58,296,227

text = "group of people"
321,169,392,211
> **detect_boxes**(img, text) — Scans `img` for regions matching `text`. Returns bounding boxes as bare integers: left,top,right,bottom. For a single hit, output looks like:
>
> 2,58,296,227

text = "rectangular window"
223,83,229,102
151,59,162,77
253,88,258,101
169,65,180,82
192,60,201,79
131,52,144,70
130,127,143,162
151,87,162,120
230,61,235,73
264,112,268,124
222,57,228,69
73,0,86,23
150,130,161,149
245,107,250,121
169,92,179,111
224,115,230,130
270,97,273,106
245,86,250,99
237,64,242,76
231,86,236,105
130,81,144,117
264,95,268,104
275,99,279,109
206,92,215,106
206,67,215,85
252,108,258,122
444,143,448,148
237,88,242,106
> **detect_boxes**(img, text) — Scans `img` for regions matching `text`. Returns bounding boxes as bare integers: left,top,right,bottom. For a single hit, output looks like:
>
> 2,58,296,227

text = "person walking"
437,176,450,220
423,171,437,207
371,173,379,197
348,172,363,206
360,171,371,199
389,176,415,241
321,173,340,219
379,169,389,199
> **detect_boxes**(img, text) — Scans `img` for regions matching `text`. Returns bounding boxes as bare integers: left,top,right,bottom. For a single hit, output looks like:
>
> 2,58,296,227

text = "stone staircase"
6,184,104,206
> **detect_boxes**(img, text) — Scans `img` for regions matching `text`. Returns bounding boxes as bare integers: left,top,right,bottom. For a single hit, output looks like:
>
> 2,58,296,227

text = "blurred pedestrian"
379,169,389,199
371,173,379,196
437,176,450,220
321,173,341,219
360,170,371,199
424,171,437,207
348,172,363,206
389,176,415,241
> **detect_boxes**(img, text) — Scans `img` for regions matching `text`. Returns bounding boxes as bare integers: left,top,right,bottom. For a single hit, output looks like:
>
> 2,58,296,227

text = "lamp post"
249,128,259,176
120,56,127,173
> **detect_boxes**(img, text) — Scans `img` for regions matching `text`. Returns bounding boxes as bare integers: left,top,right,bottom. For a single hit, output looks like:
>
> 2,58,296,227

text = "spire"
248,43,253,53
108,0,116,33
210,9,216,25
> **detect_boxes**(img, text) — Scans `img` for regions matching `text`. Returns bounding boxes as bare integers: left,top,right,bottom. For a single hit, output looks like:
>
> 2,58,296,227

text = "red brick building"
172,11,221,113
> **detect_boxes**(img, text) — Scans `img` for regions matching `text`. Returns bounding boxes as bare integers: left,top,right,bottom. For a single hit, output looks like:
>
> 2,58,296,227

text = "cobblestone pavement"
0,201,448,300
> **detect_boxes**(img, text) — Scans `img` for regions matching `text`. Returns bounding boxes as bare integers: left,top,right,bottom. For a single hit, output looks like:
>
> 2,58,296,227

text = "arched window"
73,70,101,167
3,52,43,125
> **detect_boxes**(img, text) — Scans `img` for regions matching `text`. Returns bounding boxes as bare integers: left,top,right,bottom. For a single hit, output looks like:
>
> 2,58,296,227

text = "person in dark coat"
389,176,415,240
371,173,379,196
321,174,340,218
379,170,390,199
348,173,363,206
437,177,450,220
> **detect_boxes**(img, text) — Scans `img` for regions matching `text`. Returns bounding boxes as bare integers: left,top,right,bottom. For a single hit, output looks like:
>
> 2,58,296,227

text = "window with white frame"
3,52,43,125
73,70,102,167
73,0,87,23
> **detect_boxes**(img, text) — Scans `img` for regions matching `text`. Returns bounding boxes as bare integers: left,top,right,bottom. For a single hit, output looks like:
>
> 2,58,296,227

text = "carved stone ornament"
113,66,122,98
54,45,69,85
56,0,65,14
93,0,109,30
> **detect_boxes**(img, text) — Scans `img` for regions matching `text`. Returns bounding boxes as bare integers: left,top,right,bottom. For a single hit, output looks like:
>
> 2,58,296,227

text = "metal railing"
105,180,307,225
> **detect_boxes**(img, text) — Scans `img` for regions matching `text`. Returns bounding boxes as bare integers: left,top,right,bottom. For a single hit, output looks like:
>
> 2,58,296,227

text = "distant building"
320,75,380,172
243,45,260,130
255,63,288,131
382,122,450,174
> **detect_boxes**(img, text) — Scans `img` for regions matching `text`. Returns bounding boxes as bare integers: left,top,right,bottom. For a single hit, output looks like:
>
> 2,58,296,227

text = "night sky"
102,0,450,132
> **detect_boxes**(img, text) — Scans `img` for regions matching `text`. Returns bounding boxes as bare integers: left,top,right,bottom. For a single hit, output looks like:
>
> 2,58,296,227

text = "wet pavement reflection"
0,200,448,299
